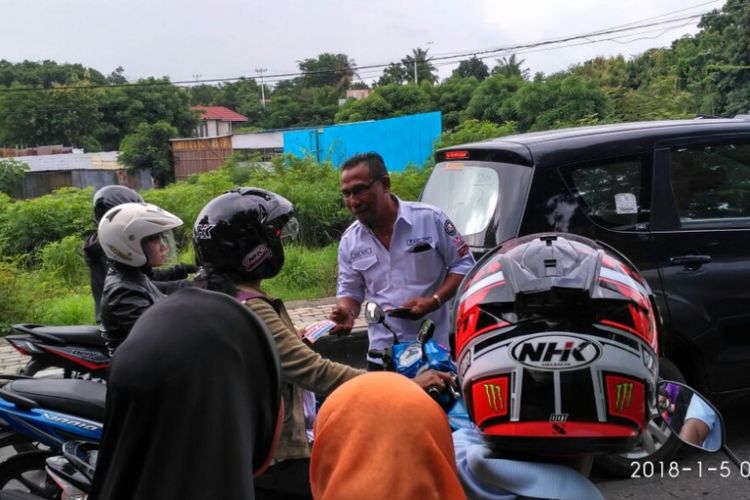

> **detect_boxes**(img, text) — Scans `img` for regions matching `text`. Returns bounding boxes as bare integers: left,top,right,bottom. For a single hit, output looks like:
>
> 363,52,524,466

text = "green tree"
209,79,267,126
118,121,178,187
298,53,356,90
335,83,432,123
378,62,408,86
0,81,100,148
436,119,516,149
464,75,526,124
0,158,29,195
492,55,530,80
615,76,695,121
189,83,222,105
107,66,128,85
401,48,438,85
0,60,106,88
511,74,609,131
433,76,480,129
694,0,750,116
452,57,490,81
95,78,197,151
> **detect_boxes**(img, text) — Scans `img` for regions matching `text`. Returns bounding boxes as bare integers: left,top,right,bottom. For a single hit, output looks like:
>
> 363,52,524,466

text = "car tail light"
445,150,470,160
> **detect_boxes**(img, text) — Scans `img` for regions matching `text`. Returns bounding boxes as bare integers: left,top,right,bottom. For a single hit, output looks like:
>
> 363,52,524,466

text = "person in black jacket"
89,287,284,500
97,202,183,355
83,185,196,323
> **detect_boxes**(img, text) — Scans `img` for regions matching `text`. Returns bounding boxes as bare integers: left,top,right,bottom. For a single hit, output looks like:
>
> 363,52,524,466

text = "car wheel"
595,357,686,477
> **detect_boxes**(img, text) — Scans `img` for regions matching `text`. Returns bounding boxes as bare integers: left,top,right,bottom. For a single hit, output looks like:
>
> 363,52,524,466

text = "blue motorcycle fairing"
388,339,471,430
0,396,102,448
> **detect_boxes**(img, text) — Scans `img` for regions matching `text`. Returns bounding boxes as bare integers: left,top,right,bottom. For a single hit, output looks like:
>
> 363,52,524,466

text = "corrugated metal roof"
191,105,248,122
12,151,125,172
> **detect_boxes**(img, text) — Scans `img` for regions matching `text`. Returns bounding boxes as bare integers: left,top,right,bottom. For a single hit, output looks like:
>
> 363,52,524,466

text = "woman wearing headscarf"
310,372,466,500
88,287,283,500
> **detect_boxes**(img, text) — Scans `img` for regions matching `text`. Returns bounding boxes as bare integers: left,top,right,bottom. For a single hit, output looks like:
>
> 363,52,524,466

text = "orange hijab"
310,372,466,500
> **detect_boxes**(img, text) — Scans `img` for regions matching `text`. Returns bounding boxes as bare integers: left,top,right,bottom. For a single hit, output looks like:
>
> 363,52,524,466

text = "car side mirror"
658,380,724,452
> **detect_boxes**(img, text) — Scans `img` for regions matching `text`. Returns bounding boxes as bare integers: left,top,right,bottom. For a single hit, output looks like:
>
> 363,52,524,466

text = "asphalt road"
594,396,750,499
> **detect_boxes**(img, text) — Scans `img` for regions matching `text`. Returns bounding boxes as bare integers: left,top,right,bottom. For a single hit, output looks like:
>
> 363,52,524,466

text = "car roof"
438,118,750,167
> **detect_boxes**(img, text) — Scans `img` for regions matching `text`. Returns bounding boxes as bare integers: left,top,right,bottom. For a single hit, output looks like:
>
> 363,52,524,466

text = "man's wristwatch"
432,294,442,308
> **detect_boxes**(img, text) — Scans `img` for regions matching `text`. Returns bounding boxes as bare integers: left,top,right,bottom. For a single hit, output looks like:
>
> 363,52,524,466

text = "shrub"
0,187,93,261
142,169,234,246
0,158,29,196
0,259,38,333
263,243,338,300
435,119,517,149
390,163,433,201
39,235,89,289
36,294,95,325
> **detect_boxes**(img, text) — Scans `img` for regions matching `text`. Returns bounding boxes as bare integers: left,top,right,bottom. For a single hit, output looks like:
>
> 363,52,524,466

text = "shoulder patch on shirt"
452,235,469,256
445,219,457,236
351,247,373,260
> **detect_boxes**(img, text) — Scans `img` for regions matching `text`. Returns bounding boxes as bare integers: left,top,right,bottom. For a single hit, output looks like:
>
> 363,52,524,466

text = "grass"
263,243,338,301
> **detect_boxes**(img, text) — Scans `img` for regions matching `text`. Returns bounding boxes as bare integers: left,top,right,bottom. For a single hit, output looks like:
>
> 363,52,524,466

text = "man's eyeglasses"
340,177,381,199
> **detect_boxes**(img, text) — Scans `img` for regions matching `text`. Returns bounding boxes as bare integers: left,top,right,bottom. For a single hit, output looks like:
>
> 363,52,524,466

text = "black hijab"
89,287,282,500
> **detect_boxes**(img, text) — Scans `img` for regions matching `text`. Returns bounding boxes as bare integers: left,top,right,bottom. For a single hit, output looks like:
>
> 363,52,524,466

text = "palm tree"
492,54,530,80
401,48,438,85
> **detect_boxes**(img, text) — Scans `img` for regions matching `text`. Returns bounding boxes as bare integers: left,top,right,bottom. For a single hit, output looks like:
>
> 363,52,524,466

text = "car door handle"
669,255,711,266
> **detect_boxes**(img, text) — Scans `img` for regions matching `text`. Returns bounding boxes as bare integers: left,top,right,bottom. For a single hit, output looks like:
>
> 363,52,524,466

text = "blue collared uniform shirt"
337,197,475,361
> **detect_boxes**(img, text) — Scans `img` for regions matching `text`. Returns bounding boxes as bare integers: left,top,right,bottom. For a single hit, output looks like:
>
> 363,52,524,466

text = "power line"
0,8,716,95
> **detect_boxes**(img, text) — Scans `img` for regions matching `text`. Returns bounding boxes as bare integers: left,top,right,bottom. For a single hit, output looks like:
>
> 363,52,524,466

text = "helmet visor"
143,230,179,268
280,217,299,243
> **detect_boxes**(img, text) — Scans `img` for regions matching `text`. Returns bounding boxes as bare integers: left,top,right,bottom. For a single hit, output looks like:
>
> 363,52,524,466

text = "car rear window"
421,162,499,236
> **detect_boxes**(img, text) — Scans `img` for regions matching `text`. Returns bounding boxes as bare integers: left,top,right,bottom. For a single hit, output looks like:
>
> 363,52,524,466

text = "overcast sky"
1,0,726,86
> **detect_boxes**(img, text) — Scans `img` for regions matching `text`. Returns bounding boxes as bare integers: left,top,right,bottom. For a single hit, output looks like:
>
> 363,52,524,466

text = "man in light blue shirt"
330,152,475,369
680,393,722,451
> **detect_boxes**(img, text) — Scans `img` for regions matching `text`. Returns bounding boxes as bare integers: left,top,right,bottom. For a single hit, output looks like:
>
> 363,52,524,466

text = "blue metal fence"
282,111,442,172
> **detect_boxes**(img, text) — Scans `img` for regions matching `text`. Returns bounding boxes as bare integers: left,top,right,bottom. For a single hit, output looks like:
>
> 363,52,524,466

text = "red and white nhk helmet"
454,233,659,455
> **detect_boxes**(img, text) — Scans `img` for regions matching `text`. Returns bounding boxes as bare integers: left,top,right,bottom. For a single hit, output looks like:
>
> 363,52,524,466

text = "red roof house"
191,106,248,137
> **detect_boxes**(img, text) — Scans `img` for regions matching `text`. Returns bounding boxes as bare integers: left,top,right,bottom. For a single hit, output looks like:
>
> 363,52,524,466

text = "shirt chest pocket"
404,244,444,285
351,255,386,293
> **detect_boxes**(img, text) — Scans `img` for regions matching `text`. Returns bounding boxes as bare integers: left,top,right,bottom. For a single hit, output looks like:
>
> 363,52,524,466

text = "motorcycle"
0,440,97,500
363,302,471,429
5,324,109,379
43,440,96,500
0,375,104,496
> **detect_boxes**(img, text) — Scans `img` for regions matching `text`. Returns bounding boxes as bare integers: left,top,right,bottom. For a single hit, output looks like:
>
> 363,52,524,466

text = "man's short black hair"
341,152,388,179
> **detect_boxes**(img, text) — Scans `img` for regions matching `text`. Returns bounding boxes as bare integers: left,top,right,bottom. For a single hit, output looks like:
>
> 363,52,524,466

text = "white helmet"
98,202,183,267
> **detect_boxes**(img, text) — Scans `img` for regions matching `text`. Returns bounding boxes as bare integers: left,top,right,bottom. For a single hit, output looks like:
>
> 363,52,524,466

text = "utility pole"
256,68,267,108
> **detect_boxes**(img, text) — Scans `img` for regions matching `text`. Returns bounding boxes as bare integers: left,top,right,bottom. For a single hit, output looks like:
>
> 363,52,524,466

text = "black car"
421,118,750,475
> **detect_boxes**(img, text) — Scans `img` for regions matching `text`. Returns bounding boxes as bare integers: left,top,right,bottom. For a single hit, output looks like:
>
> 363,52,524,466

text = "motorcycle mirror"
657,380,724,453
417,320,435,344
364,302,384,325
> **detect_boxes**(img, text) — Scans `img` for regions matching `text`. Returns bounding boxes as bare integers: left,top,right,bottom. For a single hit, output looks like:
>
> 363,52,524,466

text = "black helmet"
93,185,144,224
193,187,299,281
